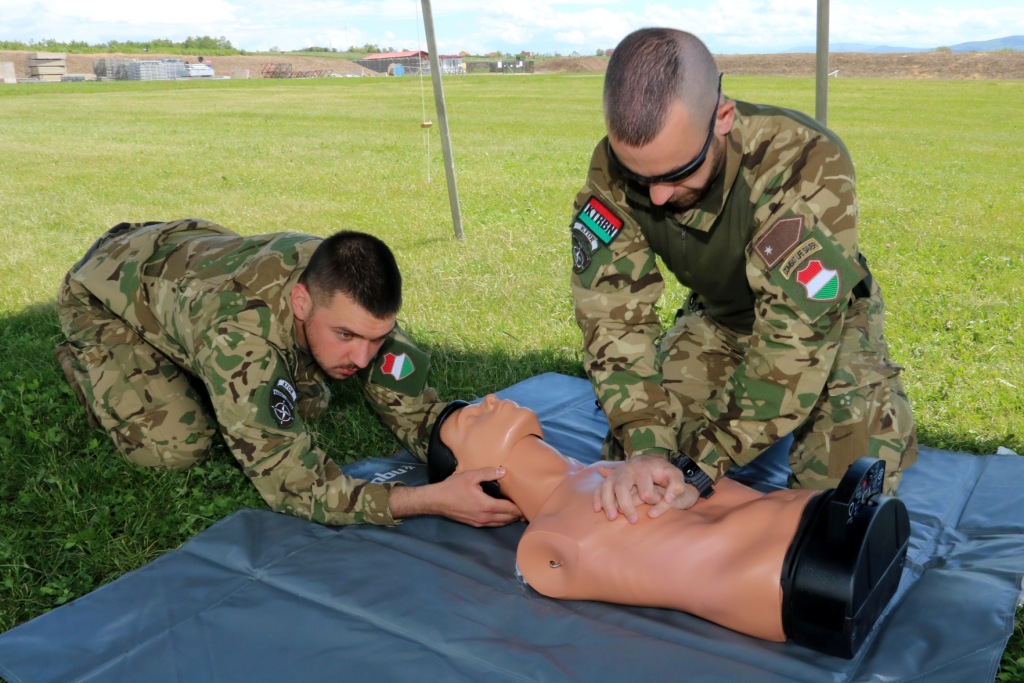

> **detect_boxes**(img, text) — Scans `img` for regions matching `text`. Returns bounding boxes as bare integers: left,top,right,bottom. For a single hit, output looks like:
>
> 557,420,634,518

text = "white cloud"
830,4,1024,47
43,0,236,24
0,0,1022,54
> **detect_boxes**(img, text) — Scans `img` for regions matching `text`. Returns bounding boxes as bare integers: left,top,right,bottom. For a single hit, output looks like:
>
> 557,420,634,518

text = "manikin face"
291,284,396,380
440,394,543,471
609,95,734,211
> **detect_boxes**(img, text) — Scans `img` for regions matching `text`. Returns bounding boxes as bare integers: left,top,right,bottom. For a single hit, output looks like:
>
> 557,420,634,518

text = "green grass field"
1,72,1022,675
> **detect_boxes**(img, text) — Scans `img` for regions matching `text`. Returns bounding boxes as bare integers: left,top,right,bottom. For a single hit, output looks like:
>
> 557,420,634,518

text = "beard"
667,136,726,212
299,317,359,380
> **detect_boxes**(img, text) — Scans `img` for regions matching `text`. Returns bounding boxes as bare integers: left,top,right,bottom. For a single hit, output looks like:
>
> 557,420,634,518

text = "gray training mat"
0,373,1020,682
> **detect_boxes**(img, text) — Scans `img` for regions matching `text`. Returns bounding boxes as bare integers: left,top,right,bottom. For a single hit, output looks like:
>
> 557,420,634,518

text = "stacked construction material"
1,61,16,84
126,59,188,81
26,52,66,81
93,58,133,80
184,62,214,77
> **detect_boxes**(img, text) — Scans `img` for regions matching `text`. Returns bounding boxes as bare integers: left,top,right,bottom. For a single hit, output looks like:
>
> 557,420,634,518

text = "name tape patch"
780,239,822,280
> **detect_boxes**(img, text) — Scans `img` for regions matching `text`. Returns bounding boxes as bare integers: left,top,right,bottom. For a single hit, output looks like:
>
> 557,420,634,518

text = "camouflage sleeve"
681,136,868,475
358,326,446,462
570,184,681,458
194,308,401,526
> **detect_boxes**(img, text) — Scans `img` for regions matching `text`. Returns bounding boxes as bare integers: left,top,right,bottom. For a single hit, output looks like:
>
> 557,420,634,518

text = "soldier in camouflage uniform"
571,29,917,523
55,219,522,527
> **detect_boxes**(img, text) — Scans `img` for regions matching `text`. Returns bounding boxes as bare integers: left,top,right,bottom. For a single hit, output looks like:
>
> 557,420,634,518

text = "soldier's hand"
434,467,524,527
592,455,700,524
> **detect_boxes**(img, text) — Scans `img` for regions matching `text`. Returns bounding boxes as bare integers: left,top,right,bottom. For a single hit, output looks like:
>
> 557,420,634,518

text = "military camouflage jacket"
571,101,892,476
70,219,444,525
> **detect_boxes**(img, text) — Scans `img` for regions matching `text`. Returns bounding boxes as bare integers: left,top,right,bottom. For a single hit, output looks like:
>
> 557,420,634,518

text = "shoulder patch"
754,216,804,268
270,378,297,428
795,259,841,301
571,221,600,274
771,226,863,323
779,238,822,280
366,333,430,397
575,196,623,246
255,376,300,431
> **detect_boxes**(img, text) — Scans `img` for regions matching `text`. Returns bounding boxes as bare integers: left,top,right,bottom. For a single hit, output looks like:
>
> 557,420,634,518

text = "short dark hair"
299,231,402,318
604,28,719,146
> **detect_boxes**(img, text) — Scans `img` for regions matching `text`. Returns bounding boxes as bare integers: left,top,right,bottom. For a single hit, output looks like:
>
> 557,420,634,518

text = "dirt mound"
3,50,1023,81
534,56,609,74
534,51,1024,79
714,50,1024,79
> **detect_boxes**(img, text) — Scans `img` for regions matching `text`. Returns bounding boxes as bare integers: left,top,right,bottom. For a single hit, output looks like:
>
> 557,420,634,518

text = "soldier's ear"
715,99,736,137
291,283,314,321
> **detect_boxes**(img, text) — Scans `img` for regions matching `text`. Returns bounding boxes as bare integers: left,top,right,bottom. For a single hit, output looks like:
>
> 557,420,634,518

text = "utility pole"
815,0,830,126
420,0,465,239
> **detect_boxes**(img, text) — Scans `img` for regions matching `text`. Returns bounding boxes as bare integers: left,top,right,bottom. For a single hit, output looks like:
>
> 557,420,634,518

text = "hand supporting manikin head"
433,394,585,519
430,395,911,658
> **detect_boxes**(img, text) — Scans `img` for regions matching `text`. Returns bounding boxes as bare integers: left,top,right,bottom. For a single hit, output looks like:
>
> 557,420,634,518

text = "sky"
1,0,1022,56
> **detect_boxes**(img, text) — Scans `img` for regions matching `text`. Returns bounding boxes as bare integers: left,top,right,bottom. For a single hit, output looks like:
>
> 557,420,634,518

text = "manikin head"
433,395,544,475
429,395,583,510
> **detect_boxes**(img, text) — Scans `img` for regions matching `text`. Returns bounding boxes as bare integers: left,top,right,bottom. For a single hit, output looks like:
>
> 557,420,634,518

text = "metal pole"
815,0,830,126
420,0,465,240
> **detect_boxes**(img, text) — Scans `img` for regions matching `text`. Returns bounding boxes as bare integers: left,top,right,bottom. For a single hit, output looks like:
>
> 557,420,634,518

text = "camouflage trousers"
54,224,215,470
604,302,918,495
55,292,216,471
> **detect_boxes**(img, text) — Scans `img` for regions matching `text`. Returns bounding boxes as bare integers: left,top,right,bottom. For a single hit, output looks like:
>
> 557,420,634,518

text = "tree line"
0,36,241,55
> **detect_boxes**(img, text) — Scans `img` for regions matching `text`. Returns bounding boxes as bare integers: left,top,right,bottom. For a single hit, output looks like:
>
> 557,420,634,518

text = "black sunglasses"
610,74,723,186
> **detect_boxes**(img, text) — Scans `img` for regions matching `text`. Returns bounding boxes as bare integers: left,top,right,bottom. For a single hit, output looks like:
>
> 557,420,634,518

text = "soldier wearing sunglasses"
570,28,918,524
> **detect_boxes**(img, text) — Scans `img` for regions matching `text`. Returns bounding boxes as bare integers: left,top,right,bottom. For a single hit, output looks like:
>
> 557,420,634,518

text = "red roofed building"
356,50,464,76
364,50,428,61
357,50,429,75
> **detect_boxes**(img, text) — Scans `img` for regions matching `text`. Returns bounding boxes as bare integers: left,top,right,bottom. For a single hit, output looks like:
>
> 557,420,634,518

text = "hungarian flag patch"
771,223,863,323
380,352,414,381
796,259,840,301
361,331,430,396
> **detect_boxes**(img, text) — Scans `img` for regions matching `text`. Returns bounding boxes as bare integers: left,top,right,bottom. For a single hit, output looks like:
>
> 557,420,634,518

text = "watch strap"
671,454,715,499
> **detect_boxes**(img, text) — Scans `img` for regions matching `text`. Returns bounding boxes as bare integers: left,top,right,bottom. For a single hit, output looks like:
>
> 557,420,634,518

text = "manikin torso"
440,395,818,642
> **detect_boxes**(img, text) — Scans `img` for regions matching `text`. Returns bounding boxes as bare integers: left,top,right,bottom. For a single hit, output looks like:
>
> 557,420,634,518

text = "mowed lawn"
1,72,1022,670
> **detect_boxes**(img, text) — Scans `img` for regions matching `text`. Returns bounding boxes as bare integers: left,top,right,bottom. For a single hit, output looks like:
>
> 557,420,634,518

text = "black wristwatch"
670,454,716,499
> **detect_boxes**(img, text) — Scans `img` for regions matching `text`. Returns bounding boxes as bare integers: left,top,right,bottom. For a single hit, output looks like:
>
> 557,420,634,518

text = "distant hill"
947,35,1024,52
785,35,1024,54
828,43,929,53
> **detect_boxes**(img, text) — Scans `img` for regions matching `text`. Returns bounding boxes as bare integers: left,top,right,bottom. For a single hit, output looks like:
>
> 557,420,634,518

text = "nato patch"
576,196,623,245
754,216,804,269
269,378,297,428
571,221,600,273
